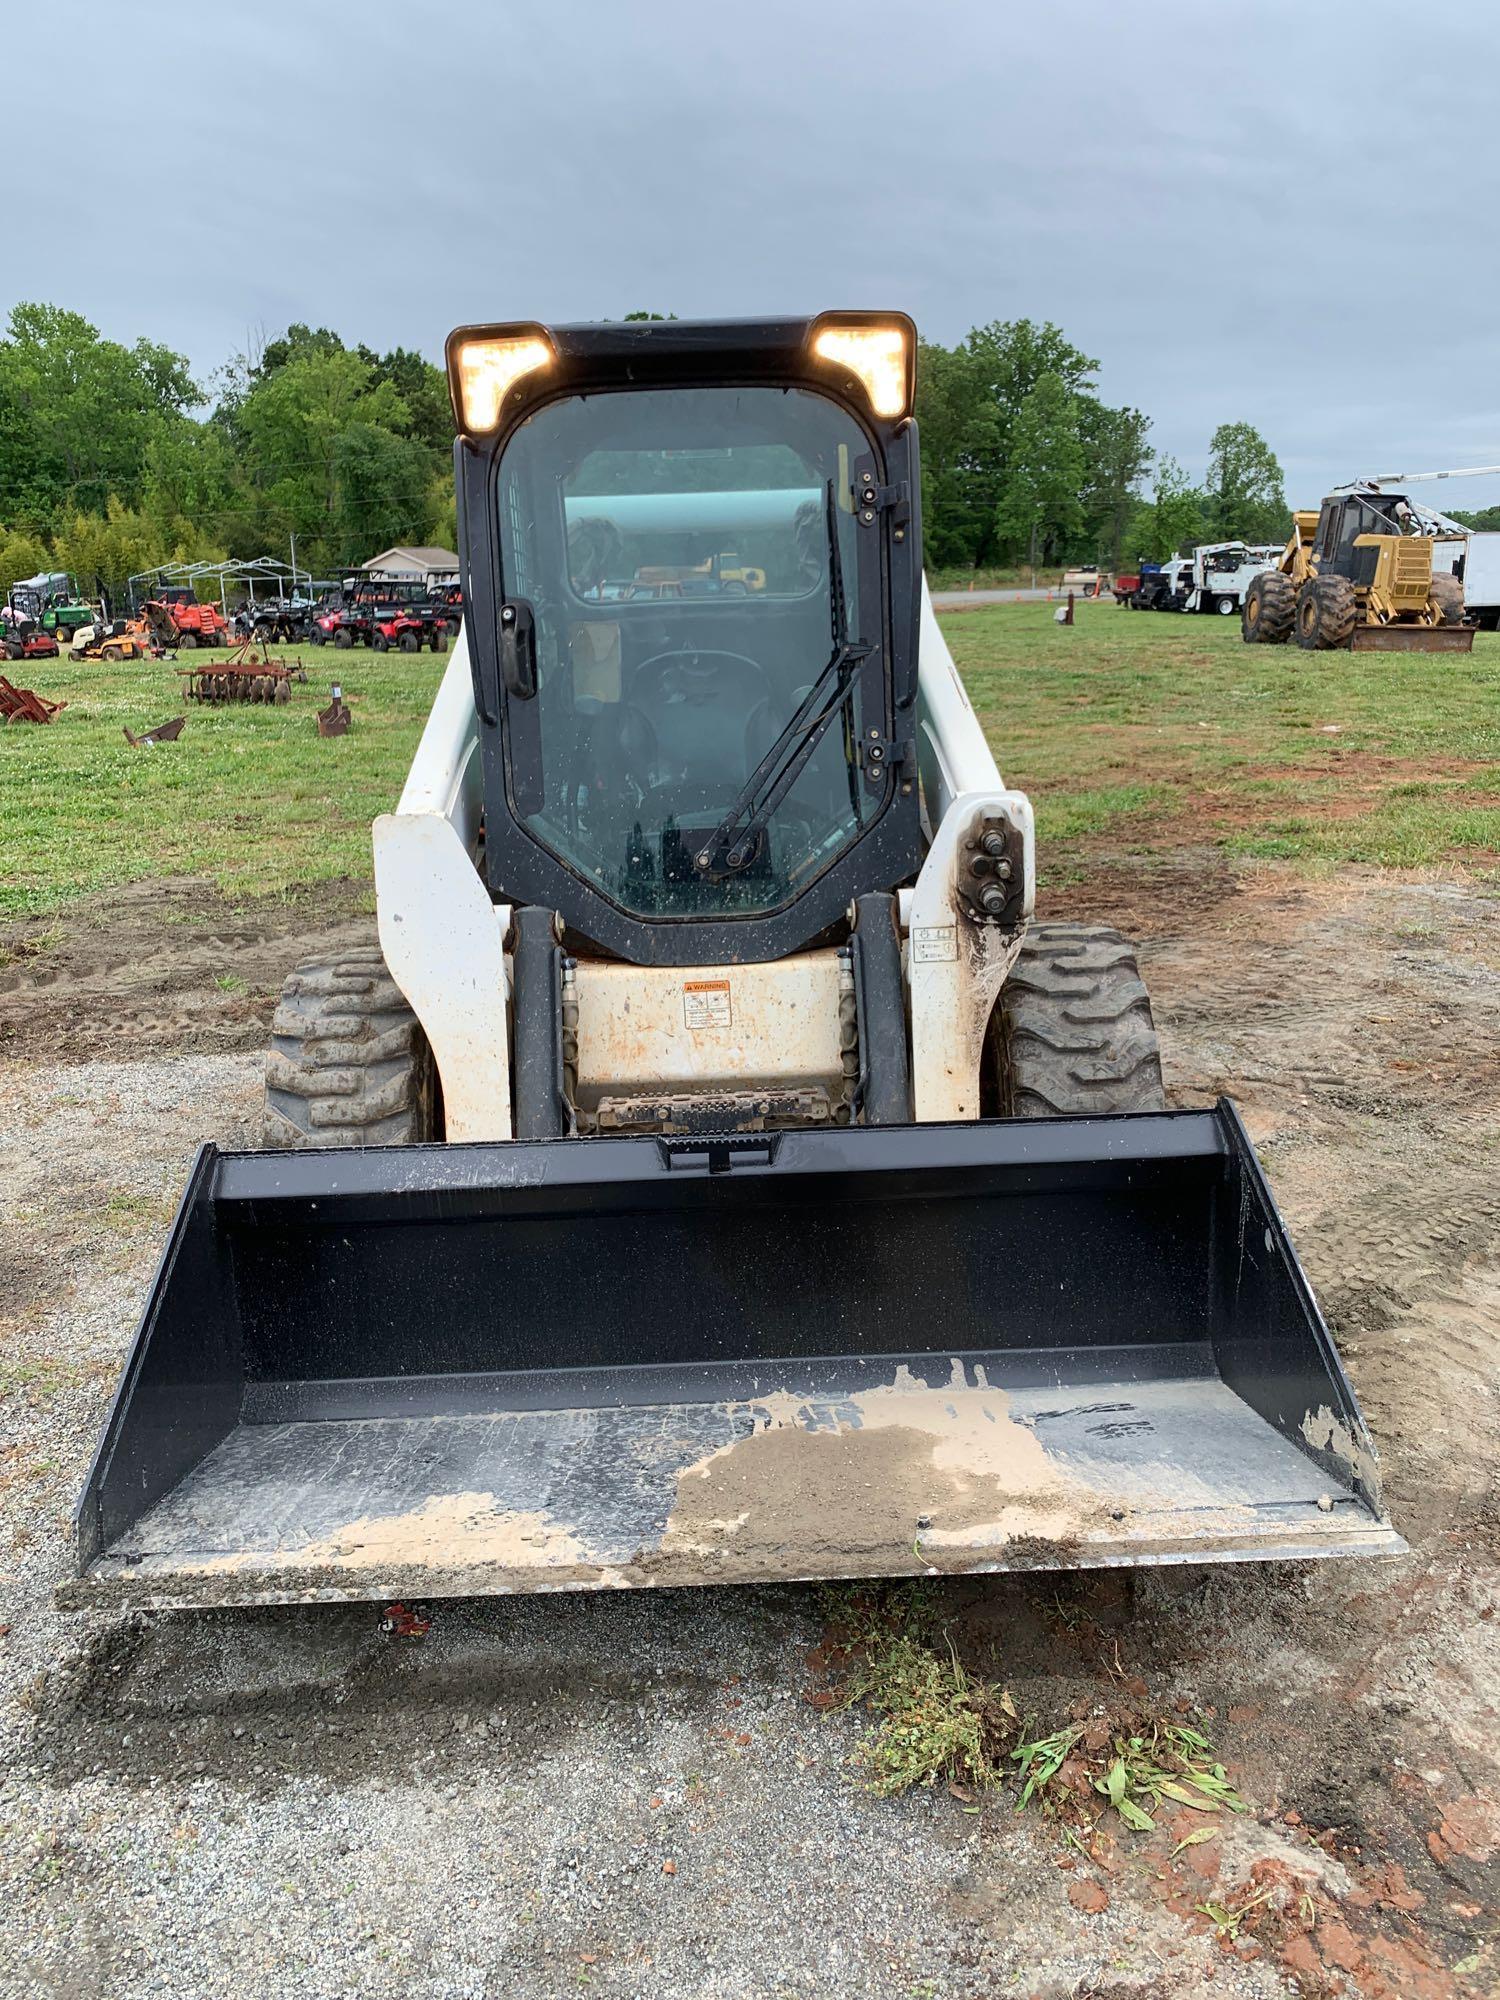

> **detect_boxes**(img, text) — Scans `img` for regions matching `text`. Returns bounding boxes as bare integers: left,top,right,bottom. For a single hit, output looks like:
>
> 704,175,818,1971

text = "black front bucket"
69,1105,1403,1611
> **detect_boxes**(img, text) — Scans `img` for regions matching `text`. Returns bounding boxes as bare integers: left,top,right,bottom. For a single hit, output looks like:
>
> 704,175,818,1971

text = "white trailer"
1434,530,1500,629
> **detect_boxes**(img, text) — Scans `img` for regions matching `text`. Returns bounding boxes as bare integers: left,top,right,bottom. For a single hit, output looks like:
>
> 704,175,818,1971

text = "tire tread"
1000,923,1167,1118
261,942,435,1148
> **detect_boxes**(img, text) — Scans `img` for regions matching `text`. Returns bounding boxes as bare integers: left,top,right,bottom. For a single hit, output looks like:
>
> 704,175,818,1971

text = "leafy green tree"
1126,457,1206,562
357,344,452,453
995,373,1085,563
1204,422,1287,543
232,347,434,568
141,420,253,550
1448,505,1500,531
0,303,198,522
53,498,166,603
914,337,1002,567
0,526,51,597
964,319,1099,438
1078,401,1153,566
916,321,1106,569
332,422,435,556
253,323,347,381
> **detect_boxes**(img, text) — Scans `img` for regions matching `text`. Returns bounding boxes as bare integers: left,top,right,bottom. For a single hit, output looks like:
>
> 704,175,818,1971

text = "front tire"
263,943,437,1148
1241,570,1296,644
992,924,1166,1118
1215,594,1237,616
1296,574,1358,651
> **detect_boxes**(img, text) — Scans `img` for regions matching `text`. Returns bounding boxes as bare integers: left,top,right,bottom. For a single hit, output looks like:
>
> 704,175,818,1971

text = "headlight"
810,319,913,419
452,334,553,433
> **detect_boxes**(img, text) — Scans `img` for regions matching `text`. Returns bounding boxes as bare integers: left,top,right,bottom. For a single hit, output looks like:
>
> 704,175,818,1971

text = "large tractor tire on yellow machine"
1241,569,1296,644
1429,573,1465,626
1296,575,1358,651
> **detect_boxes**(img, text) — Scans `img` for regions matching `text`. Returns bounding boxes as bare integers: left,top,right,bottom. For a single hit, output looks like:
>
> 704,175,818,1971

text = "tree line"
0,301,1290,600
916,320,1288,570
0,306,454,600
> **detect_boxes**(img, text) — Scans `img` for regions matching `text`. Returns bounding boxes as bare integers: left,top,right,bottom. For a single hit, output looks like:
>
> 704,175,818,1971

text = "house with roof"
361,545,459,583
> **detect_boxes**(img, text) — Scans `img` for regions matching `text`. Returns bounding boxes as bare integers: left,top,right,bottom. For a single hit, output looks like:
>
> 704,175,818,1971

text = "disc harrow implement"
179,638,308,705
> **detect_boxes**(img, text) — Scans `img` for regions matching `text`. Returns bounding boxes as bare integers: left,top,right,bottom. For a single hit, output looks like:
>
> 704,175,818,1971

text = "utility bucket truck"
1183,543,1283,617
70,315,1401,1612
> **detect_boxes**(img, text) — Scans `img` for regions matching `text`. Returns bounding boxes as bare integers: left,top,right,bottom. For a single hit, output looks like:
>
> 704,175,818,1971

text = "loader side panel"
74,1147,245,1569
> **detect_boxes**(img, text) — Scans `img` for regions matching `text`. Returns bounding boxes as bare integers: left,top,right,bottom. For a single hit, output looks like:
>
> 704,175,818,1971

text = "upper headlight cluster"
448,314,916,435
452,335,553,433
810,321,912,419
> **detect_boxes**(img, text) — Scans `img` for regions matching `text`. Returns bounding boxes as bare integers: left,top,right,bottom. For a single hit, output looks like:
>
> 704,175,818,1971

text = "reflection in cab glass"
496,386,875,918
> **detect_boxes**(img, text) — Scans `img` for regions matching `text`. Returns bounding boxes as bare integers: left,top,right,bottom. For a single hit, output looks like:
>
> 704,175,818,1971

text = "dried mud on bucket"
660,1363,1100,1575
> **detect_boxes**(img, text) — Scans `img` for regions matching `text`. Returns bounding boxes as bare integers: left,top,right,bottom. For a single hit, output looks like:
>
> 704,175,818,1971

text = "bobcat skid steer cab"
1242,488,1473,652
71,314,1402,1611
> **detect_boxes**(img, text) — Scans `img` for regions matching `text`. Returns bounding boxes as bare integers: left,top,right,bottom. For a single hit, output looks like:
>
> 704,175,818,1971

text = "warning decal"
683,979,733,1029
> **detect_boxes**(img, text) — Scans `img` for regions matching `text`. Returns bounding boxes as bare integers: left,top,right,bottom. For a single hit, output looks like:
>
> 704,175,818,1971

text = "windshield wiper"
694,480,869,882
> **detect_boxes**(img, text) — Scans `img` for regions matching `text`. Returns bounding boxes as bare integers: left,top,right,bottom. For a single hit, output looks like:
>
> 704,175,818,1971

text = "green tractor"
8,571,94,639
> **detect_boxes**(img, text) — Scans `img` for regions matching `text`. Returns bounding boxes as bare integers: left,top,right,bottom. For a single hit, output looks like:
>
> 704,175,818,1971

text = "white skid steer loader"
70,314,1402,1611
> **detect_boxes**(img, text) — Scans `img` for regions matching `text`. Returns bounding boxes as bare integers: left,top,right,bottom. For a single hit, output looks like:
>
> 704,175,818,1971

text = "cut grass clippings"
815,1584,1245,1830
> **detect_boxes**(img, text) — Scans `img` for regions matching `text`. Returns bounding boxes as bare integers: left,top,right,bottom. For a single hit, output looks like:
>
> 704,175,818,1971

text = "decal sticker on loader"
683,979,733,1029
911,925,958,963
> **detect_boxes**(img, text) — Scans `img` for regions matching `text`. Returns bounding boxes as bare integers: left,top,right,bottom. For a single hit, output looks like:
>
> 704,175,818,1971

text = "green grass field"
2,606,1498,922
949,602,1500,876
0,641,446,919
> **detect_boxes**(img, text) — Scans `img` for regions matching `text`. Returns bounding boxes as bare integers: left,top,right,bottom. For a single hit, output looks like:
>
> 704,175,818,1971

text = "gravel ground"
3,866,1498,1999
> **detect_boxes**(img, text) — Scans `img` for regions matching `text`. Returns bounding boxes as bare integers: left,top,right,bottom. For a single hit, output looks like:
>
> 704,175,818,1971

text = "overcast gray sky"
12,0,1500,512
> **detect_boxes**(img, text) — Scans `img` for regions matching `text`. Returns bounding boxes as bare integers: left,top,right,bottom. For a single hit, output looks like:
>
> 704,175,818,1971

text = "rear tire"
1241,570,1295,644
1429,573,1464,626
180,631,197,650
334,628,353,650
1215,594,1237,616
263,943,438,1149
1296,574,1358,651
399,631,420,652
993,924,1166,1118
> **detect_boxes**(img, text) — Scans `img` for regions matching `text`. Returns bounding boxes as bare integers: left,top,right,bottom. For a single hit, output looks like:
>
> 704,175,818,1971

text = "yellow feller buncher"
1242,485,1473,652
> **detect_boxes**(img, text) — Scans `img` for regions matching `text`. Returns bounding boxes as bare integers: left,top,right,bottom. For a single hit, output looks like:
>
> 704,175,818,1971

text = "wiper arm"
694,481,867,882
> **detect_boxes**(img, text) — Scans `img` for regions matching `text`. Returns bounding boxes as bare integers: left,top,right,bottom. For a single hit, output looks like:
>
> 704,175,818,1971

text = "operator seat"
624,648,773,789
